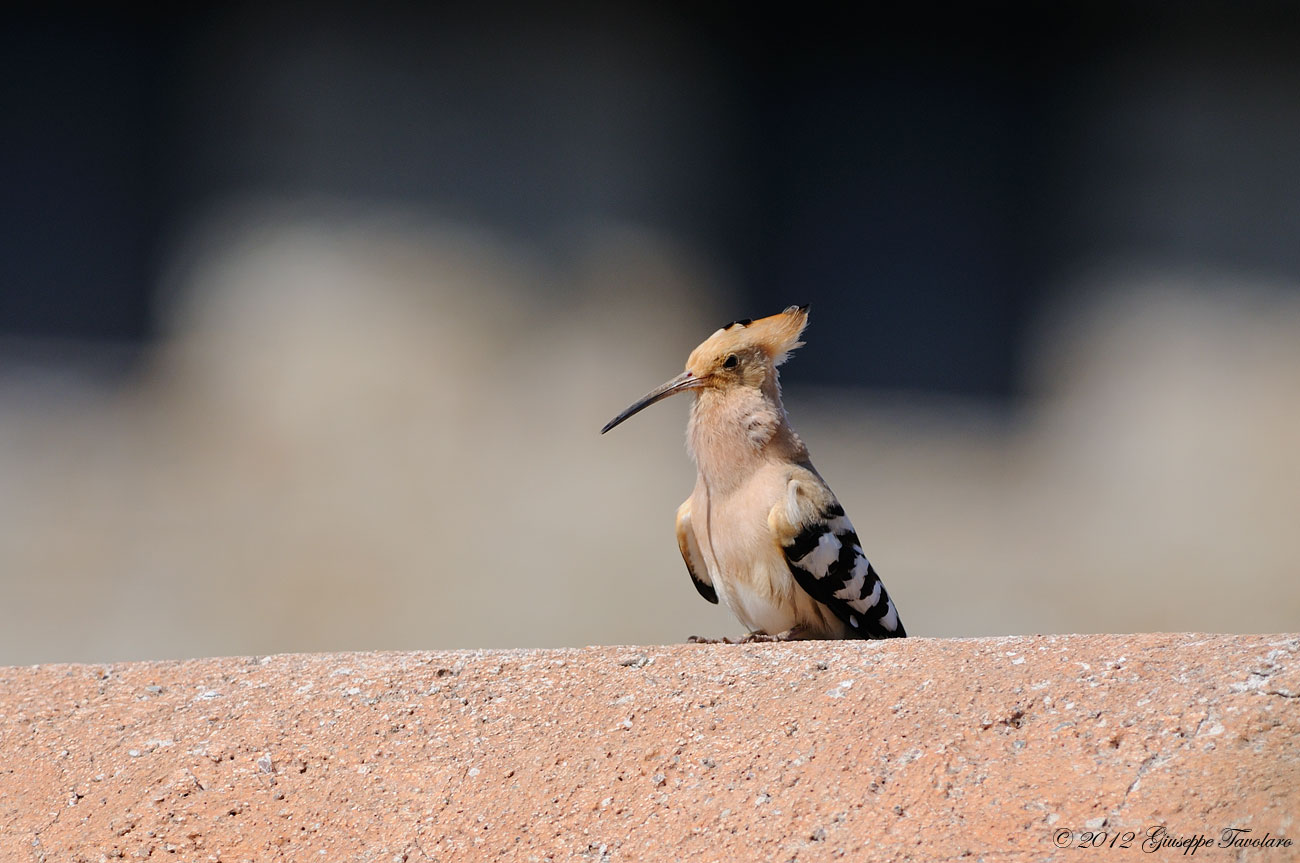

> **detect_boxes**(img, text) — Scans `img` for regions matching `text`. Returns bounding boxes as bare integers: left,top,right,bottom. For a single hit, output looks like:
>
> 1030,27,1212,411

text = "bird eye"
723,354,739,369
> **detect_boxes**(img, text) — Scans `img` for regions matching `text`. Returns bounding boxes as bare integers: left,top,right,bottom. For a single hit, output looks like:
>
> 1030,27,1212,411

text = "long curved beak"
601,371,703,434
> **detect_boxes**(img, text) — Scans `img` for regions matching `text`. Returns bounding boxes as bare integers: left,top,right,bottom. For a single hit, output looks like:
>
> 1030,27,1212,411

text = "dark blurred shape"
0,11,168,347
4,3,1300,396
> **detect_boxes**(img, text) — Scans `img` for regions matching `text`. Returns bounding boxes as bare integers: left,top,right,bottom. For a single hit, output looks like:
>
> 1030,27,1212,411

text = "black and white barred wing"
770,477,906,639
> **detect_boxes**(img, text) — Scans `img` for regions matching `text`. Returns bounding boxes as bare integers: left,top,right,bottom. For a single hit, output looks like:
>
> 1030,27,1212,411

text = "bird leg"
688,624,816,644
742,624,819,642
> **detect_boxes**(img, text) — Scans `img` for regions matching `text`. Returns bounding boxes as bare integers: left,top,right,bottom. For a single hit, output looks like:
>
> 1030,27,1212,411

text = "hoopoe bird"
601,304,906,641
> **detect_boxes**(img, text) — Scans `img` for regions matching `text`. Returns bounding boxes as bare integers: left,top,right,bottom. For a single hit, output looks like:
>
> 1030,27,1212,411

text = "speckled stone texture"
1,634,1296,862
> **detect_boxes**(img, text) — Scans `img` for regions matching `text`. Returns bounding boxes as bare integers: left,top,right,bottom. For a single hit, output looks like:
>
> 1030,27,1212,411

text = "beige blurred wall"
1,203,1297,665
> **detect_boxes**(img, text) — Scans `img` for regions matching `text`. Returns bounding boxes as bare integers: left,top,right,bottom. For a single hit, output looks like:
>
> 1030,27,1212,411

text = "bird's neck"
687,380,808,493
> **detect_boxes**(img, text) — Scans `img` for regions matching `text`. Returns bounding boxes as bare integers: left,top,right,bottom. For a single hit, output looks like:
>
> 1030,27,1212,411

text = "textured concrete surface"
1,633,1296,862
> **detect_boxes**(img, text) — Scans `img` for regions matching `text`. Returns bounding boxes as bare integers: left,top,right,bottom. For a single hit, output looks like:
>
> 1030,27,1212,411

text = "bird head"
601,304,809,434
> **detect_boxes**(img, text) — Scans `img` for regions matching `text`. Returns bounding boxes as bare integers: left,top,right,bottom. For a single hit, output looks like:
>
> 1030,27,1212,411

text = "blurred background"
2,4,1298,665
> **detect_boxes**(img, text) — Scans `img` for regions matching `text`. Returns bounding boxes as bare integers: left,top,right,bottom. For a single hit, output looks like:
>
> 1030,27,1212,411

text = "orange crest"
694,304,809,369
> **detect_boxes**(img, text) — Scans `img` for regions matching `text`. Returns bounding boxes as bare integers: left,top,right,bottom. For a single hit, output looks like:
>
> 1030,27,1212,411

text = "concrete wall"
1,633,1295,861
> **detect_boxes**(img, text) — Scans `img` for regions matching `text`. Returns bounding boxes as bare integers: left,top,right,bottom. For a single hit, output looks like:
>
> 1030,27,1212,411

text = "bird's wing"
676,498,718,604
769,472,906,638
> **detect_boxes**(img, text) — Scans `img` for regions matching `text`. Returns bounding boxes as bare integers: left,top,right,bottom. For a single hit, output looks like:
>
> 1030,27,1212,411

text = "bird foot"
744,624,819,642
688,625,814,644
